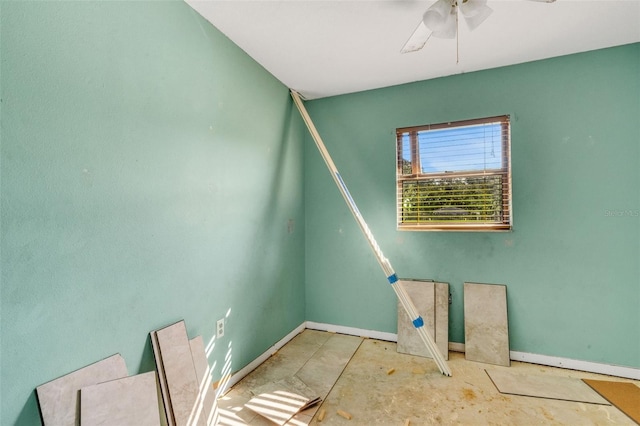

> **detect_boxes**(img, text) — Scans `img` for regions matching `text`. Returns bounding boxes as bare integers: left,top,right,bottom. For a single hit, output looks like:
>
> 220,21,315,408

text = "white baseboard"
305,321,397,342
448,342,465,353
220,322,639,392
509,350,640,380
220,322,306,393
305,322,640,380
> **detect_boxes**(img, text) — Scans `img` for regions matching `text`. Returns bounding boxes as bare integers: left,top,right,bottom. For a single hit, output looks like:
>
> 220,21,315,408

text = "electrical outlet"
216,318,225,338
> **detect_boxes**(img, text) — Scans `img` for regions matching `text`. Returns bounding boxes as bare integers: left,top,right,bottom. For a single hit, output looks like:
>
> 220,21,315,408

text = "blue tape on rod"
412,316,424,328
387,273,398,284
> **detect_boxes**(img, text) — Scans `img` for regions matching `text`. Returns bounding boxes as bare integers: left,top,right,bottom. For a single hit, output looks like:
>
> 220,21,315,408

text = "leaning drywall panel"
155,321,205,426
189,336,216,426
80,371,161,426
36,354,128,426
397,280,449,360
464,282,510,366
151,330,172,426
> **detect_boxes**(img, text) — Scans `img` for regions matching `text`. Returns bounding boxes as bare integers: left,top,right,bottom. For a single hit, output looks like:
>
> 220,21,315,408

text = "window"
396,115,512,231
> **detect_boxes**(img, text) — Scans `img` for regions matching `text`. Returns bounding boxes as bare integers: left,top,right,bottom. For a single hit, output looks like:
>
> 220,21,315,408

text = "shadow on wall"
228,95,303,354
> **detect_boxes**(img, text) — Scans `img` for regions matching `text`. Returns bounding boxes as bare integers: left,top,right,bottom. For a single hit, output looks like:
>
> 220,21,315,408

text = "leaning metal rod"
290,90,451,376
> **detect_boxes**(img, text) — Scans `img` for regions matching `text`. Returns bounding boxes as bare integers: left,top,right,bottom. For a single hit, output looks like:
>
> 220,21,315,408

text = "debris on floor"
337,409,352,420
214,329,640,425
317,408,326,422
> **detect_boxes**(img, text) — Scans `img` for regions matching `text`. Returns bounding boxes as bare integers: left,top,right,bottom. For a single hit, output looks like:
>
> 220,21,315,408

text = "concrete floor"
215,329,639,425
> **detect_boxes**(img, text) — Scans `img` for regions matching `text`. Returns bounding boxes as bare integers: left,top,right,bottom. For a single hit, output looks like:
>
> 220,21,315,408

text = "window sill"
398,224,512,232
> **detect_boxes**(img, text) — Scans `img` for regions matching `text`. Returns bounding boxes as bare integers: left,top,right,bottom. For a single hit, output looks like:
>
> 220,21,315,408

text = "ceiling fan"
401,0,556,54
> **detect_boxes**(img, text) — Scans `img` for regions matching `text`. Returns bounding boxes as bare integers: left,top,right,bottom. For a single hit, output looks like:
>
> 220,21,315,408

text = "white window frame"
396,115,512,231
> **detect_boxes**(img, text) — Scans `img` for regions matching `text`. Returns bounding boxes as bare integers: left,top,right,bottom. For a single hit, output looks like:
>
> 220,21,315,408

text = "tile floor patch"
251,376,318,401
245,391,318,426
486,369,609,404
235,330,332,397
216,389,262,425
294,333,363,398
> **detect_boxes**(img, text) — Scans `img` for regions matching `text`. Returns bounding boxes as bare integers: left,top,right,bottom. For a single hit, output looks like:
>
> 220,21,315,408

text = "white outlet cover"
217,319,224,337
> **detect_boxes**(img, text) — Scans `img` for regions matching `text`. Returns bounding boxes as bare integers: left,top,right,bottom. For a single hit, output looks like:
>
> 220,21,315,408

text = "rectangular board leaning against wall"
464,282,510,367
397,280,449,361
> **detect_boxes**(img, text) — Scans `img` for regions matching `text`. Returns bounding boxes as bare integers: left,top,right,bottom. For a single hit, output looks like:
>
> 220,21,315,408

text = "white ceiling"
187,0,640,99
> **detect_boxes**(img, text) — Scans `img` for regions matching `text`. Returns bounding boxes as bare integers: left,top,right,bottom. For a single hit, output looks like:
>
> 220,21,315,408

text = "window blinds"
396,115,511,230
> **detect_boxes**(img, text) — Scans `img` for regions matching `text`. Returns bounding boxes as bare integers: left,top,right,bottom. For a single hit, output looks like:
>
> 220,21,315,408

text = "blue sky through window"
402,133,411,164
419,123,502,174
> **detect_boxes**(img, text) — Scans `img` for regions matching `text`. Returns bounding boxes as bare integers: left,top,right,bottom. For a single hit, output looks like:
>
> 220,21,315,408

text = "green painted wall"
0,2,305,424
305,44,639,369
1,1,638,423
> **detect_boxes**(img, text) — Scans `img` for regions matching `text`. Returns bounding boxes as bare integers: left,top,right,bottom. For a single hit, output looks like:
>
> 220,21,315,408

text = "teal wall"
0,2,305,424
305,44,639,369
1,1,638,423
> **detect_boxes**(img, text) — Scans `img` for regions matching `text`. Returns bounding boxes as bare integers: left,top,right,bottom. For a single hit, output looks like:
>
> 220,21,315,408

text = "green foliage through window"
401,176,505,223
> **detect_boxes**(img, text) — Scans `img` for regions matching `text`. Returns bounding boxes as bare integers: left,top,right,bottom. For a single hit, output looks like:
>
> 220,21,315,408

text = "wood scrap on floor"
337,409,352,420
583,379,640,424
317,408,326,422
485,369,609,405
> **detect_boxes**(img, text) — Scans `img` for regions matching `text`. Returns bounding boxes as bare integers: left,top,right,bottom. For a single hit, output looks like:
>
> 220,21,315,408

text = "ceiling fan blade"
401,0,555,55
401,21,432,53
